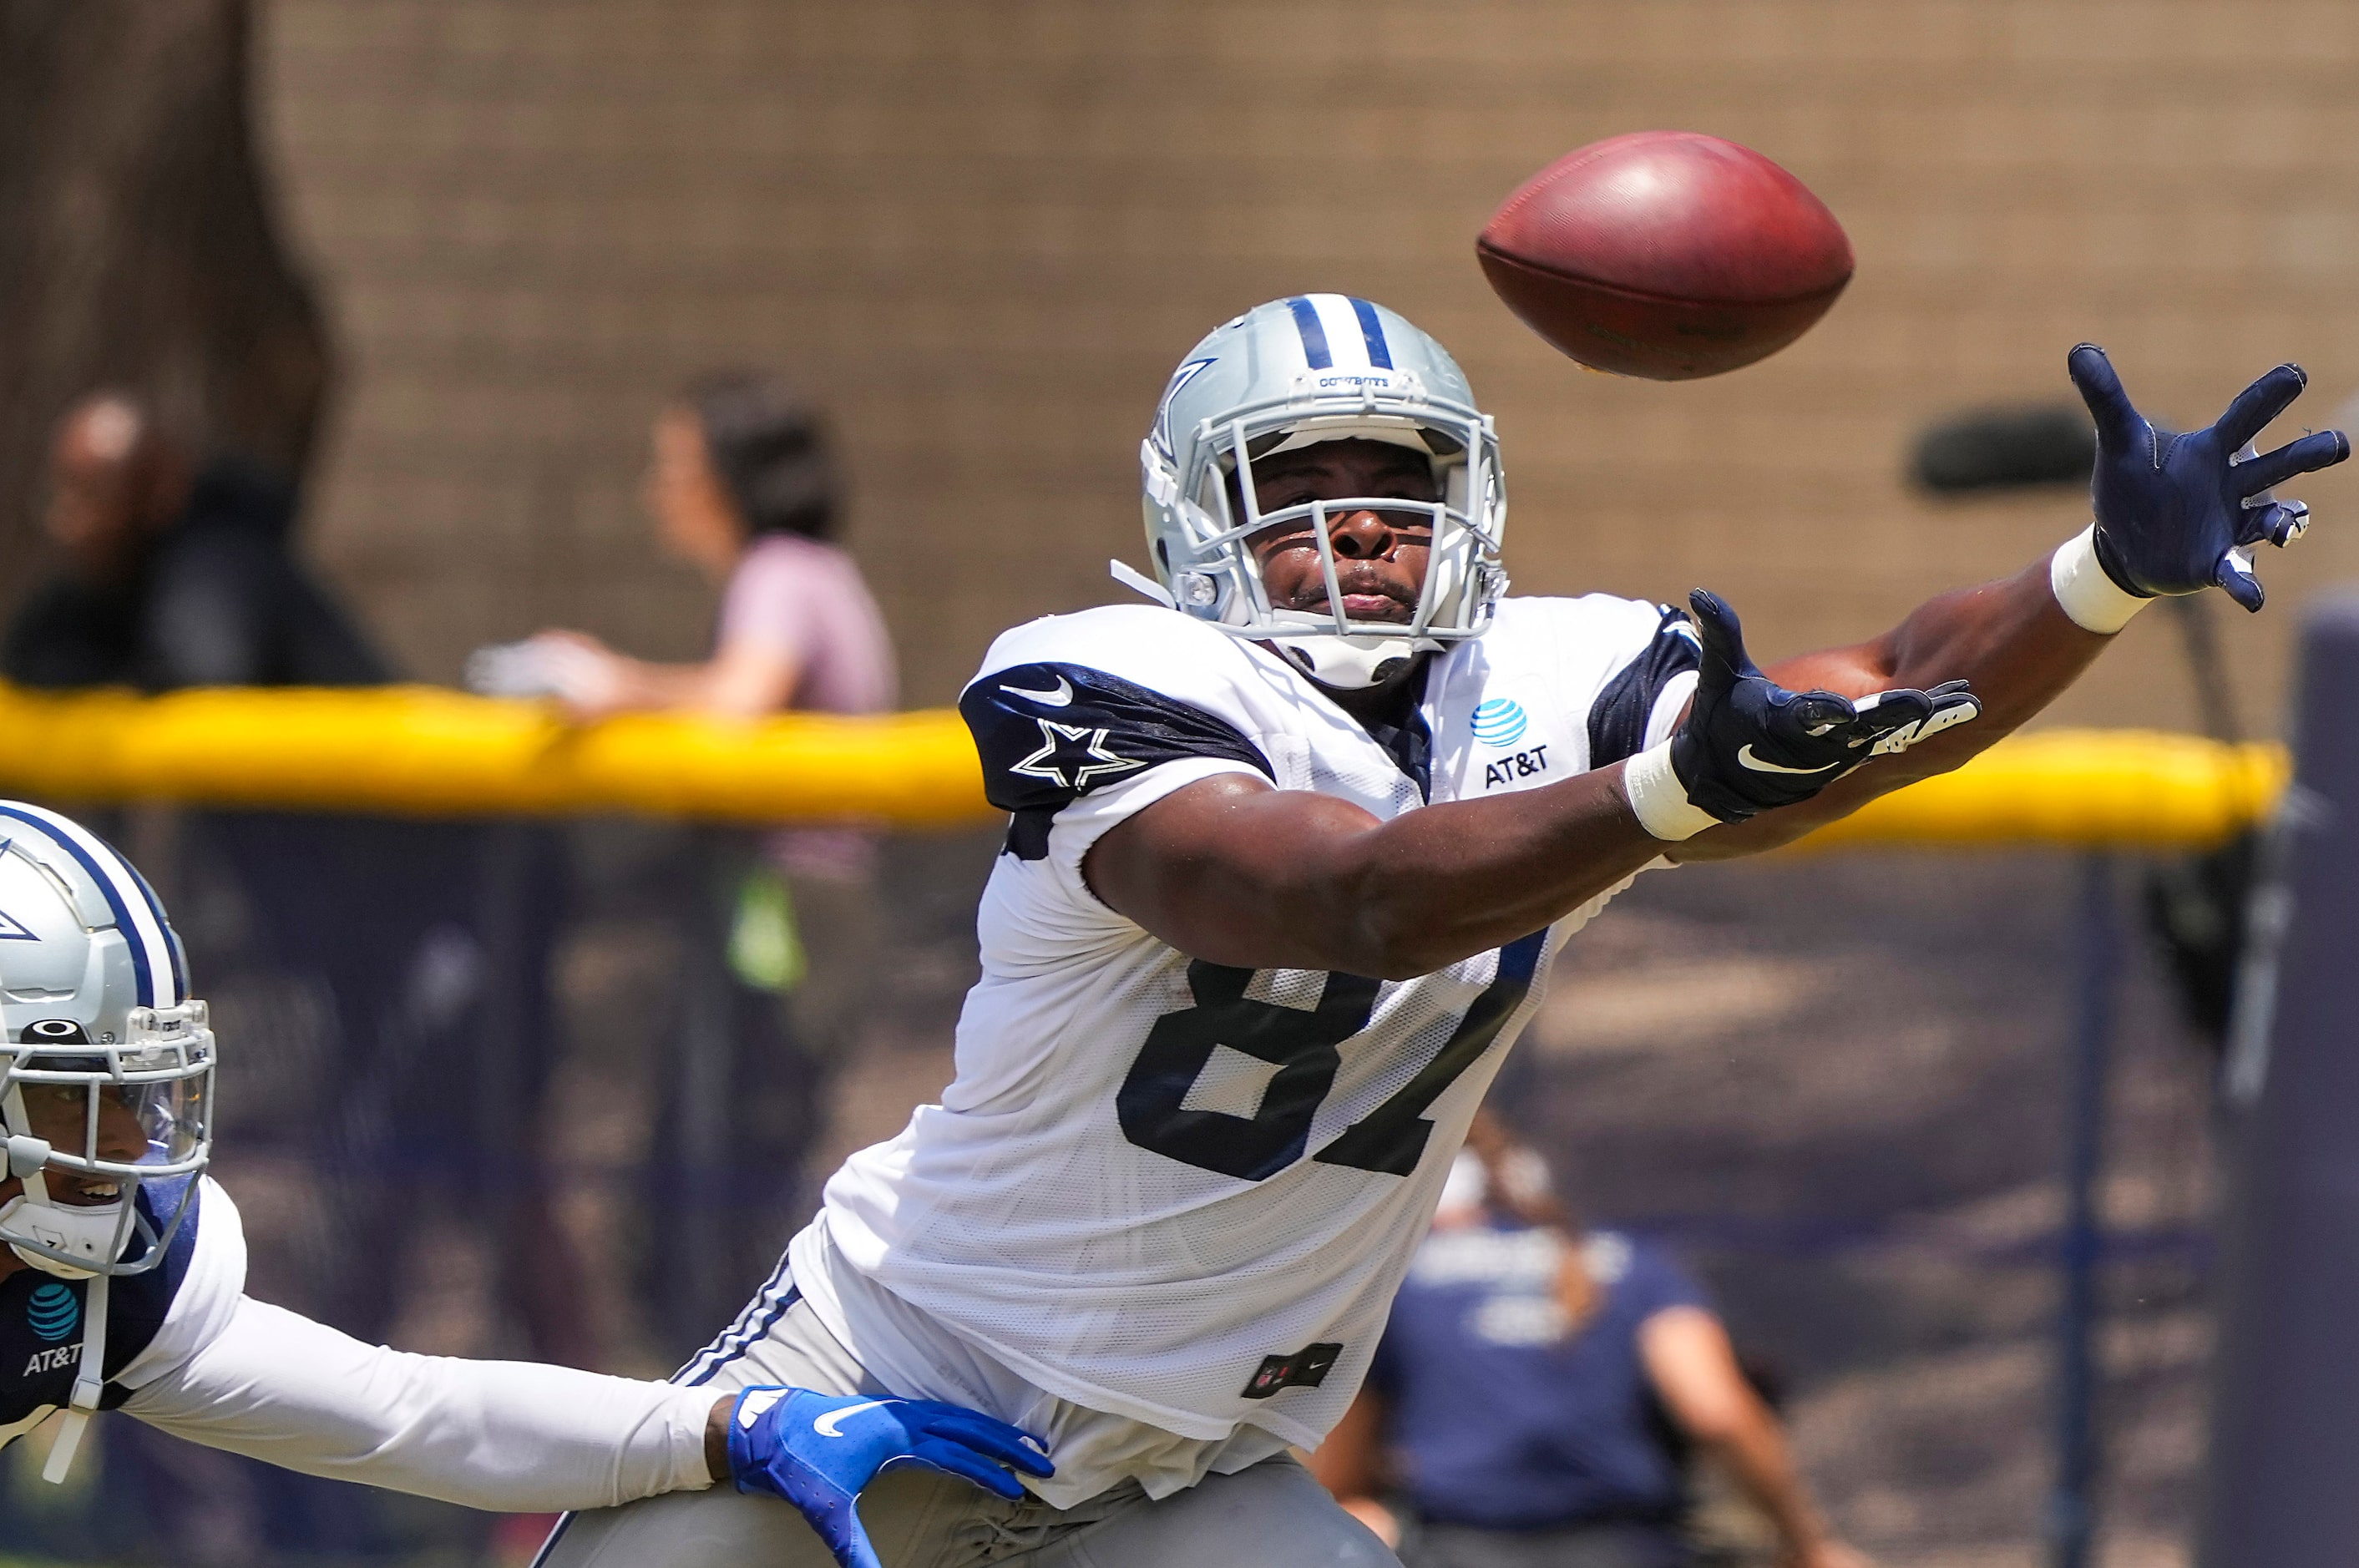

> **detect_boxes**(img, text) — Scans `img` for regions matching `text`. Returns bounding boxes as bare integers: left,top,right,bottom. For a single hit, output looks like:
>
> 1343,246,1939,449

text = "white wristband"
1621,740,1719,842
2049,525,2150,635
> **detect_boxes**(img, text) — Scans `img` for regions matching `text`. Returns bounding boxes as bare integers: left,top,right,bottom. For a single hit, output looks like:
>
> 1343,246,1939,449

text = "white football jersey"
0,1176,246,1450
810,595,1698,1454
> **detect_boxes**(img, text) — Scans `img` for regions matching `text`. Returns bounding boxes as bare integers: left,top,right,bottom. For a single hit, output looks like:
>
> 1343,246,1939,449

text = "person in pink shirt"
519,372,898,873
496,372,897,1334
524,372,894,733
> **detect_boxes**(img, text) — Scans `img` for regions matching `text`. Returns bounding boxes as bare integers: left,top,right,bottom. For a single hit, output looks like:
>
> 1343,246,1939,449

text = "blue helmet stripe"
1349,298,1393,369
120,857,189,996
1286,296,1334,370
0,802,175,1009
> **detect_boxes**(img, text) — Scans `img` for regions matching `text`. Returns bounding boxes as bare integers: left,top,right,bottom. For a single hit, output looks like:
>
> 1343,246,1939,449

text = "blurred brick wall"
263,0,2359,726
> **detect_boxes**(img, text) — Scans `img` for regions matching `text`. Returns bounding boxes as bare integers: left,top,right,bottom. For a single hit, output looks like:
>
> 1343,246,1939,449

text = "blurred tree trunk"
0,0,332,604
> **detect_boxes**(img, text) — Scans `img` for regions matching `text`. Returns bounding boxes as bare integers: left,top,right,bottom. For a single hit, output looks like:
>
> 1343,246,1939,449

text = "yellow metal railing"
0,684,2288,847
1802,728,2287,851
0,684,985,826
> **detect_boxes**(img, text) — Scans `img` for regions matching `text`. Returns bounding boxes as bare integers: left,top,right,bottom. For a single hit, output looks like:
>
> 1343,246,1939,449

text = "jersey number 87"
1115,933,1547,1181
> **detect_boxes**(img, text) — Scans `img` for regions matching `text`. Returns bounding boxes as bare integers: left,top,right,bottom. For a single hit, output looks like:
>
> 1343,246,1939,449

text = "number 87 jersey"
810,594,1698,1453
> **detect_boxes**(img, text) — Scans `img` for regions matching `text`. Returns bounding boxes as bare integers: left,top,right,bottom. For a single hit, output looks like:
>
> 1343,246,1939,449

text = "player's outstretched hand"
1671,590,1981,823
726,1386,1053,1568
2068,344,2350,613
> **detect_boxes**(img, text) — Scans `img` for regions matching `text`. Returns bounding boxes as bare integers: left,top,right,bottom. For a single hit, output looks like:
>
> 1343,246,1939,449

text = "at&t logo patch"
1473,697,1550,789
27,1282,78,1343
1471,699,1527,748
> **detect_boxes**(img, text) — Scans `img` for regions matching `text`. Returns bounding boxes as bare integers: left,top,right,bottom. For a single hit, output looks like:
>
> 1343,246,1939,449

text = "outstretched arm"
1672,555,2100,858
1084,595,1945,978
124,1297,1050,1568
1084,764,1664,979
123,1296,726,1513
1678,345,2349,860
495,628,803,721
1091,349,2344,974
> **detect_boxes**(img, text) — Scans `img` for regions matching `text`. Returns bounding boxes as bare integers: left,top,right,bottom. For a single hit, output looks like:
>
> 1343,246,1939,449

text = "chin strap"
41,1272,107,1484
8,1080,114,1486
1107,556,1440,690
1108,559,1176,607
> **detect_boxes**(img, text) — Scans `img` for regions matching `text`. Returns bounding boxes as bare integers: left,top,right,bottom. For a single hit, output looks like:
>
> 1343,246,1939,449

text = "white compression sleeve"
120,1297,718,1512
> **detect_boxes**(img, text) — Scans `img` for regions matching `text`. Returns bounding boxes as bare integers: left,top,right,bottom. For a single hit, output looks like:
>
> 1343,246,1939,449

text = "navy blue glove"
1671,590,1981,823
2068,344,2349,613
726,1387,1053,1568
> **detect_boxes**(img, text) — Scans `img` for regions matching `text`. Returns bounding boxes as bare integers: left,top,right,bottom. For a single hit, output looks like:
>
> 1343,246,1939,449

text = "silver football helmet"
1134,295,1506,688
0,802,211,1282
0,802,214,1481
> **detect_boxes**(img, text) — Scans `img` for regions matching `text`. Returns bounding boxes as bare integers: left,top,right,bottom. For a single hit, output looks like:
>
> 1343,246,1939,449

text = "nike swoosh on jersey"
1735,745,1841,776
1000,677,1074,706
812,1399,891,1438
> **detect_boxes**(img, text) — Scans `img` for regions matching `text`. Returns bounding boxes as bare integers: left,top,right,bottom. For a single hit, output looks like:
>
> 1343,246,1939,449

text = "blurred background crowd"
8,2,2356,1565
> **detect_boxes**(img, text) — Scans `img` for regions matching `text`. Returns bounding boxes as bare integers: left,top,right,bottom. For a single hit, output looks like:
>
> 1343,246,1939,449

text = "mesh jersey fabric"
812,597,1698,1460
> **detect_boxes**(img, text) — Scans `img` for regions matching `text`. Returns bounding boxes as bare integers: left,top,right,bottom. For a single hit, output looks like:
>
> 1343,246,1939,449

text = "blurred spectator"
502,372,893,728
3,392,386,690
1311,1112,1867,1568
473,372,896,1340
0,393,594,1559
3,389,584,1347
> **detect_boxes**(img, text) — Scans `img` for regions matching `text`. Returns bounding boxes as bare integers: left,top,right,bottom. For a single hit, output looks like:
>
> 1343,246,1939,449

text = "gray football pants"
535,1300,1399,1568
535,1451,1395,1568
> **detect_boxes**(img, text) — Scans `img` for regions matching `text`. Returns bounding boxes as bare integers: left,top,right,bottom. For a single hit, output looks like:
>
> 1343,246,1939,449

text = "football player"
542,298,2345,1568
0,802,1047,1560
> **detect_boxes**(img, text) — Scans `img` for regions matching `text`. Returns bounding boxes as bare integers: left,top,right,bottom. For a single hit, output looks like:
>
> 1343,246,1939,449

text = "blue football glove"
1671,589,1981,822
726,1387,1053,1568
2068,344,2349,613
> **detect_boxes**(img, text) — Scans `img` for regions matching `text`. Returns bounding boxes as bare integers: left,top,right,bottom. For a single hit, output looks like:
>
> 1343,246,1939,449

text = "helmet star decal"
1008,718,1146,792
1149,357,1217,463
0,907,33,940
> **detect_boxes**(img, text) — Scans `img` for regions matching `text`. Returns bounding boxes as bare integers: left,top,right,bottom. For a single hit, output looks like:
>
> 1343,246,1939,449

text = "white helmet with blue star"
1134,295,1507,689
0,802,213,1282
0,802,216,1482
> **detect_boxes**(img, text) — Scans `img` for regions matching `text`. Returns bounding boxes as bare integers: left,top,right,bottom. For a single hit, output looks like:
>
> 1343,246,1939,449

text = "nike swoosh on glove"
2069,344,2350,612
727,1387,1055,1568
1673,590,1982,822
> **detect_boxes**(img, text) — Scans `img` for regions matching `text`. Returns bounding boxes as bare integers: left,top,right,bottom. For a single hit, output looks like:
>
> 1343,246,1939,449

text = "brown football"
1478,131,1854,380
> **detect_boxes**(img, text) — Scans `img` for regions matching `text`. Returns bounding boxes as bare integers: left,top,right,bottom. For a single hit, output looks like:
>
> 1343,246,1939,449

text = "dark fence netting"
1519,851,2214,1567
0,810,1001,1565
0,817,2213,1568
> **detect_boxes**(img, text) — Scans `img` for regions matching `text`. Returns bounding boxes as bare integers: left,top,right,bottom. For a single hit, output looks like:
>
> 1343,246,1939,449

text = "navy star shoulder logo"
1008,717,1146,792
